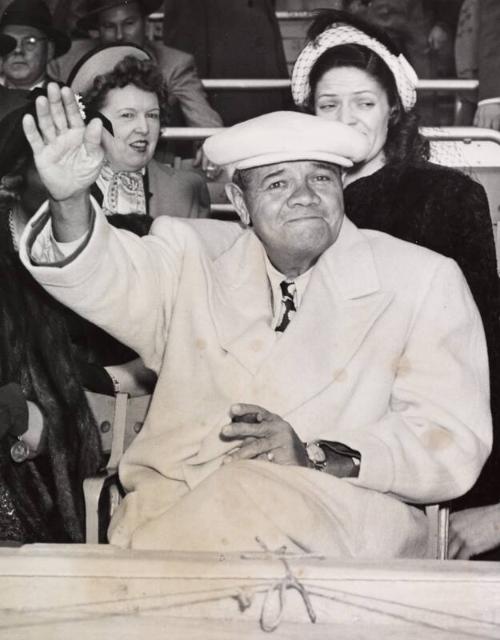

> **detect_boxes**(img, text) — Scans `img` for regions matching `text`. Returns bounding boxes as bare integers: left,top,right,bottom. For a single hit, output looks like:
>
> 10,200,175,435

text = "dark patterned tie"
275,280,296,332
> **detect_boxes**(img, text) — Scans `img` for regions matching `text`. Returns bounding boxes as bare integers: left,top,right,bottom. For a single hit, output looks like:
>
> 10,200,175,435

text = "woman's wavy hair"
83,55,171,126
303,9,429,165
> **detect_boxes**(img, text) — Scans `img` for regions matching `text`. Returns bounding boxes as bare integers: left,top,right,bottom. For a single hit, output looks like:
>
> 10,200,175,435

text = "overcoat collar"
210,217,393,416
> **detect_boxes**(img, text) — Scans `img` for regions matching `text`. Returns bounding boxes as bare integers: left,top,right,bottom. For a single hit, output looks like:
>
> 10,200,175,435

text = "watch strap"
316,440,361,464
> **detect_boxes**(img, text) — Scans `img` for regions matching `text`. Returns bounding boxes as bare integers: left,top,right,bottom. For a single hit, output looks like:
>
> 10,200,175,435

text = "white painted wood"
0,545,499,639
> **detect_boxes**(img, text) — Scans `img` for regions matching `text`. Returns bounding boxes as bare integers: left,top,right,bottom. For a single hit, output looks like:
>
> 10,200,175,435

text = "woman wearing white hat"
68,44,210,220
292,9,500,559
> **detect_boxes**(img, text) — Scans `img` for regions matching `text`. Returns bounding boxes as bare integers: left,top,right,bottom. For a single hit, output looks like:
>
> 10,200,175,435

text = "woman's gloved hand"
0,383,28,440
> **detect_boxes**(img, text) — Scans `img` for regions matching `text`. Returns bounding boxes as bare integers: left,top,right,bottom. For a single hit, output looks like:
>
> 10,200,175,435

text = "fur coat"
0,213,152,543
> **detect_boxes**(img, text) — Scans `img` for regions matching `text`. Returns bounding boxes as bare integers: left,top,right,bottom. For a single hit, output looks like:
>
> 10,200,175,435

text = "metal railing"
149,11,318,22
198,78,478,92
161,124,496,143
420,126,500,145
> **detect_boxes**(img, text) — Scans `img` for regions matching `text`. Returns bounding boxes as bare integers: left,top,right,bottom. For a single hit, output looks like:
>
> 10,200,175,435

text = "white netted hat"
292,23,418,112
203,111,370,178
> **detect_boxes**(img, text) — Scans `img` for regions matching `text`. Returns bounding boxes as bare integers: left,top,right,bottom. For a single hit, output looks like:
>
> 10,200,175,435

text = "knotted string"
235,537,317,632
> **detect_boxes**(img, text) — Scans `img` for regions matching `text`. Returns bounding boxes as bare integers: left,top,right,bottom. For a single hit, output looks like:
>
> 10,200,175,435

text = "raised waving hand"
22,83,104,202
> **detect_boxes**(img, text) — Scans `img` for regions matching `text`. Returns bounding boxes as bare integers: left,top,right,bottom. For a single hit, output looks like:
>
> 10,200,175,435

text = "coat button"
100,420,111,433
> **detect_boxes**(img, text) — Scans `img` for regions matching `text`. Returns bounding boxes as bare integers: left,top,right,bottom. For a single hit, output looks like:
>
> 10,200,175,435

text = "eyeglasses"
8,36,47,52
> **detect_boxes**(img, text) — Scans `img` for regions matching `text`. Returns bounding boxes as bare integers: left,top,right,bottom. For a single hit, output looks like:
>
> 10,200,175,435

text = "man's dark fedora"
77,0,163,32
0,0,71,58
0,32,15,55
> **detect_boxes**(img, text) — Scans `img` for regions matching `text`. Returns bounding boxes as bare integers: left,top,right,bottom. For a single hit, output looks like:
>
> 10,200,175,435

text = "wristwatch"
305,441,328,471
305,440,361,474
10,436,31,463
0,382,30,463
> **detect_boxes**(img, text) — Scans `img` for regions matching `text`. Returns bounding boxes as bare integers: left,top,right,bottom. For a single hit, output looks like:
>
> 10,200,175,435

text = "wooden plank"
1,616,496,640
0,545,499,638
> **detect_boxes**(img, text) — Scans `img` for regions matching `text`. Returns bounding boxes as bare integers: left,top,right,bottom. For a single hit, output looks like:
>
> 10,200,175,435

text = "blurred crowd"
0,0,498,129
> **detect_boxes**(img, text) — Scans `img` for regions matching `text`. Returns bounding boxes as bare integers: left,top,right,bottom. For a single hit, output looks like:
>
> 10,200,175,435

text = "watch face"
306,442,327,464
10,438,30,463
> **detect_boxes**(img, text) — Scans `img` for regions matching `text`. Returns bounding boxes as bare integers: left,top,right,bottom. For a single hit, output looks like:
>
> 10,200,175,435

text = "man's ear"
225,182,251,226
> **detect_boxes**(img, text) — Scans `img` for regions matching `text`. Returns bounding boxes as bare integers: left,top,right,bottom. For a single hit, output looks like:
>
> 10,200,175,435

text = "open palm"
23,84,104,201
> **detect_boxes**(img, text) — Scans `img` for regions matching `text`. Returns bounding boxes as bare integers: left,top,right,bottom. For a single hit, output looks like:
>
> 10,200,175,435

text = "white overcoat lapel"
210,218,393,414
257,218,393,415
211,229,278,374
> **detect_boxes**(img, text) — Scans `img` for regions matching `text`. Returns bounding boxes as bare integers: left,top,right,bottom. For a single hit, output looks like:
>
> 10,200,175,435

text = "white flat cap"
203,111,370,177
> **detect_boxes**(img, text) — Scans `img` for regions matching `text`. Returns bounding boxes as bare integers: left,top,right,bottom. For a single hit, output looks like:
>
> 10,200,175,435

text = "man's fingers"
61,86,85,129
47,82,69,133
35,95,57,143
83,118,104,155
231,438,275,460
22,114,45,155
230,403,272,420
221,420,269,439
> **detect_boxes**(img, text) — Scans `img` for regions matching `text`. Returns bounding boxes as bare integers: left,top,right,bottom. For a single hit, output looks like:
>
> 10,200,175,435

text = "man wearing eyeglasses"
0,0,70,90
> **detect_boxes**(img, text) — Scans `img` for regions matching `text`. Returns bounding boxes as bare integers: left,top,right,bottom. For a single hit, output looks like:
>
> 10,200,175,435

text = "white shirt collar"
264,253,313,329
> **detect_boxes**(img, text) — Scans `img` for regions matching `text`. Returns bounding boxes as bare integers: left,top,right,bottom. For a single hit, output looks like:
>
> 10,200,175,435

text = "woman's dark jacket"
344,161,500,511
0,213,152,543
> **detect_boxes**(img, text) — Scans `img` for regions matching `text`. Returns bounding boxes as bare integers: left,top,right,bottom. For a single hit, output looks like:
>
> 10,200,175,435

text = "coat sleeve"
338,258,492,504
157,45,223,127
19,204,193,374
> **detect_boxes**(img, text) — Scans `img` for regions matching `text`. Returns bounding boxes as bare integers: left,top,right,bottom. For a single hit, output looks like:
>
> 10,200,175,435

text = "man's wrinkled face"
230,160,345,270
2,25,51,88
97,2,145,46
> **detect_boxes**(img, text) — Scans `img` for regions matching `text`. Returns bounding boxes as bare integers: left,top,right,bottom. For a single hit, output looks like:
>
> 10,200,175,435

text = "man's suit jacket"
146,159,210,219
455,0,500,102
162,0,290,125
0,85,29,121
476,0,500,101
21,212,492,554
48,39,223,127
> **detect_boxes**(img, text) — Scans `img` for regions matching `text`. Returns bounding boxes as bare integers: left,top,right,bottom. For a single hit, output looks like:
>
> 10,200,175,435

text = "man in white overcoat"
20,86,492,557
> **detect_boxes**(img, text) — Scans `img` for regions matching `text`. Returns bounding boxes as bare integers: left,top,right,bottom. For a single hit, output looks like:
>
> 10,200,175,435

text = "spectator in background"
68,45,210,220
0,0,71,90
48,0,223,131
47,0,87,37
162,0,291,126
0,32,27,119
455,0,500,130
